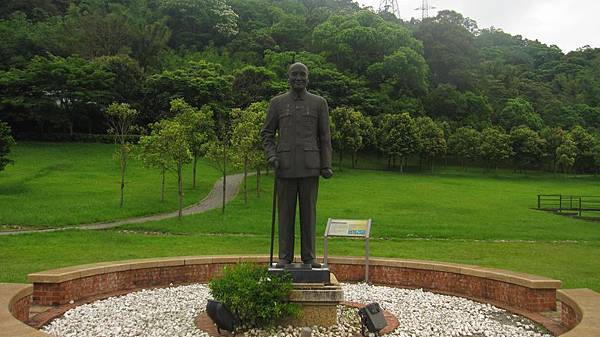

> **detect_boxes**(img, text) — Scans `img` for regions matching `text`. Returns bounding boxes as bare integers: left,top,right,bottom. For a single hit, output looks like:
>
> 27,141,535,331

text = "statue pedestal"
268,263,330,283
285,273,344,327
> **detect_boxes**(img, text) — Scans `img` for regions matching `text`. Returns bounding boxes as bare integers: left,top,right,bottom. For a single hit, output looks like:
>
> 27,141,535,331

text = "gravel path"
0,173,246,236
42,283,553,337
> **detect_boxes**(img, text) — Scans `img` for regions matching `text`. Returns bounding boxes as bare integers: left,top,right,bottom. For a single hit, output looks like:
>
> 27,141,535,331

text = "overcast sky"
355,0,600,53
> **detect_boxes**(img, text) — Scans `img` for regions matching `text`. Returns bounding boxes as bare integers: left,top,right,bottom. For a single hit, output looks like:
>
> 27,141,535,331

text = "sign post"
323,218,372,282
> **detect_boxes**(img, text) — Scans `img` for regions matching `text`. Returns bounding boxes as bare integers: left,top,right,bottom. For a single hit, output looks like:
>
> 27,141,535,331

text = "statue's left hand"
320,168,333,179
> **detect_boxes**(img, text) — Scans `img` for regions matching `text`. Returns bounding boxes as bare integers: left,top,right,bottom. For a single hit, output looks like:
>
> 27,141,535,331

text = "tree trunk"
119,147,126,208
193,155,197,189
352,152,356,169
256,167,261,198
222,144,227,214
178,161,183,219
243,157,248,205
399,156,403,173
161,168,165,202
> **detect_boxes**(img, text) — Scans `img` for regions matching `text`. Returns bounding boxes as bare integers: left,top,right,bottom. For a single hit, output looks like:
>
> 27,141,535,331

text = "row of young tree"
1,0,599,174
105,98,268,216
330,107,600,174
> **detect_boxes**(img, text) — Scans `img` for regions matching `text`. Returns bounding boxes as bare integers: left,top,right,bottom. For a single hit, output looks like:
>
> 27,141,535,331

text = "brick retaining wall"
330,264,556,312
10,292,31,322
557,289,600,337
28,256,560,314
4,256,600,337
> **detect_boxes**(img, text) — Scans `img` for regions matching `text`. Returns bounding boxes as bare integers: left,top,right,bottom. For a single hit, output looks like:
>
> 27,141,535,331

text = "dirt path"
0,173,245,236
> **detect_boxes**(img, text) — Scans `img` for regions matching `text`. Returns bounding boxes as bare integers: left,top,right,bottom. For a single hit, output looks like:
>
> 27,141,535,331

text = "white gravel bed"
42,283,553,337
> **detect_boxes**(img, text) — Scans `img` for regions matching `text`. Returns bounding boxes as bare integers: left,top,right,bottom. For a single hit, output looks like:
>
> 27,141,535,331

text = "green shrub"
208,263,298,328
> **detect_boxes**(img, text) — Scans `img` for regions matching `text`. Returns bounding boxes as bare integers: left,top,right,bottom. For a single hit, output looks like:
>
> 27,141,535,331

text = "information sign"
323,218,372,282
326,219,370,237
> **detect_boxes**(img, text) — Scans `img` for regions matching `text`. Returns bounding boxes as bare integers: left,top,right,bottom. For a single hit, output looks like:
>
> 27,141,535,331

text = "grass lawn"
0,142,221,228
122,169,600,242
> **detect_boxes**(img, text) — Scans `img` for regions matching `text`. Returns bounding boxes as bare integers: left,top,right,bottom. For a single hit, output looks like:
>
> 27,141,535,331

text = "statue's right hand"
268,157,280,169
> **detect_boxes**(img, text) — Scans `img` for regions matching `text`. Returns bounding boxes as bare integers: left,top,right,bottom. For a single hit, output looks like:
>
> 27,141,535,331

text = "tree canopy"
1,0,599,172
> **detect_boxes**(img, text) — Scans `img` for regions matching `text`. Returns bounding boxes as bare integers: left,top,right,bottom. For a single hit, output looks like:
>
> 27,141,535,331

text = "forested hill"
0,0,599,171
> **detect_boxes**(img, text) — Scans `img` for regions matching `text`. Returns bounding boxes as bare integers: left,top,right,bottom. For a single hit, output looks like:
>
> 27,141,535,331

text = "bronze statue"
261,62,333,268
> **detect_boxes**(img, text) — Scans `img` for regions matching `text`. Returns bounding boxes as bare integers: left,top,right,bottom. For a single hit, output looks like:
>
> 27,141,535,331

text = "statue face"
288,66,308,92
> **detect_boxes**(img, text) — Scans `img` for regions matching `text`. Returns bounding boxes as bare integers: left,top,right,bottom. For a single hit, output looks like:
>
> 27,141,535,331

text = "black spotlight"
358,302,387,337
206,299,239,335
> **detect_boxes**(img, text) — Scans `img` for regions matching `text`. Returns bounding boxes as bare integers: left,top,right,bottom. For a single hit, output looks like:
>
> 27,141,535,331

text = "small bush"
208,263,298,328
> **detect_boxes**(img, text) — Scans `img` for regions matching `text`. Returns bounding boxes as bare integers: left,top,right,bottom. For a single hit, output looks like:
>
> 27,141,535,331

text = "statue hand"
268,157,280,169
320,168,333,179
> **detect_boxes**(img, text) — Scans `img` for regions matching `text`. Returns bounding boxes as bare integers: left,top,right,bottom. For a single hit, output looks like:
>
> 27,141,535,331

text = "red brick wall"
33,263,234,306
329,264,556,312
561,301,581,330
32,262,556,313
10,294,31,322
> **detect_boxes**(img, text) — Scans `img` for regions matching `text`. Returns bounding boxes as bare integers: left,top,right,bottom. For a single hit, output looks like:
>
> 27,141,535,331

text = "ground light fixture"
206,299,238,335
358,302,387,337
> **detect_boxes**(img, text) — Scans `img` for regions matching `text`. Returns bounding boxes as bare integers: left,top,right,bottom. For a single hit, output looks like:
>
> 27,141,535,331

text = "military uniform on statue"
261,62,333,275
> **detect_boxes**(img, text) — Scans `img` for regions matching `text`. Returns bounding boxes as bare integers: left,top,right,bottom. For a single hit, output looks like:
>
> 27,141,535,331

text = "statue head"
288,62,309,93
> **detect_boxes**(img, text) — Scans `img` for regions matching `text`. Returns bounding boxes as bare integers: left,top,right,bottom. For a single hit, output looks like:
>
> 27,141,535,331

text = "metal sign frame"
323,218,372,283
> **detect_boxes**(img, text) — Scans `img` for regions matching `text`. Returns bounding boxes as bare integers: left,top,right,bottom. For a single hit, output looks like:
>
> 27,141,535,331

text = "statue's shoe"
304,260,321,268
275,260,291,268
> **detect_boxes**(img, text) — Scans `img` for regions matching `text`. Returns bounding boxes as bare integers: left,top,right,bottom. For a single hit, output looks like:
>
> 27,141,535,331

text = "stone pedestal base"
283,273,344,327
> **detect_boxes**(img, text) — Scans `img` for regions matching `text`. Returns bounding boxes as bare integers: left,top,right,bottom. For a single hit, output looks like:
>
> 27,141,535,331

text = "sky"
355,0,600,53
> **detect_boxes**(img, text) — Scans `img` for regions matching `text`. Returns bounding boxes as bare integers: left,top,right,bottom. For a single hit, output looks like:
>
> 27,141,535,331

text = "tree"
414,116,447,171
366,47,429,98
158,0,238,48
569,126,598,173
496,98,543,131
0,121,16,172
157,118,192,218
230,101,267,203
330,106,365,169
594,143,600,175
94,55,144,106
540,127,566,173
232,66,278,108
105,103,139,208
138,121,174,202
206,134,232,214
376,113,417,172
479,127,512,171
426,84,465,124
556,136,577,174
509,125,545,172
145,60,233,119
172,99,215,189
413,10,479,90
0,55,113,134
312,10,421,75
448,127,480,169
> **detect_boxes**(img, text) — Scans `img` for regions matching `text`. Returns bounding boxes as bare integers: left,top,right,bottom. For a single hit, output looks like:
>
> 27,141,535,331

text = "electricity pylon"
379,0,401,19
415,0,436,19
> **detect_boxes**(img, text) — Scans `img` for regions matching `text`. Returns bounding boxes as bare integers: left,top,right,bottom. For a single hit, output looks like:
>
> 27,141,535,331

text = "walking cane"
269,169,277,268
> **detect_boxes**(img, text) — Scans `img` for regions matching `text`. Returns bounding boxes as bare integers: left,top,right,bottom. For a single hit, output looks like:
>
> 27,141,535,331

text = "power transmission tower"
414,0,436,19
379,0,401,19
